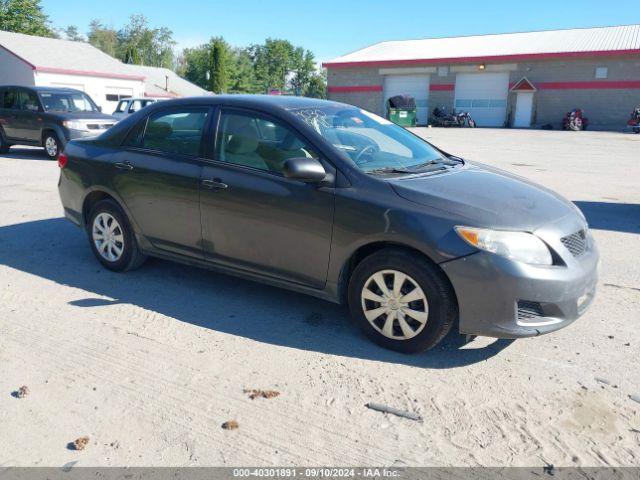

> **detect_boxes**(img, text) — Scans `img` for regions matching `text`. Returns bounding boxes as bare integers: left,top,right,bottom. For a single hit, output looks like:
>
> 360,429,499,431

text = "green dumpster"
387,95,417,127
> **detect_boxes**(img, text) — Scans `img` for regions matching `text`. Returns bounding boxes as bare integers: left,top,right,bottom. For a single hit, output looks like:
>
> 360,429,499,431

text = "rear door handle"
114,162,134,171
201,179,228,190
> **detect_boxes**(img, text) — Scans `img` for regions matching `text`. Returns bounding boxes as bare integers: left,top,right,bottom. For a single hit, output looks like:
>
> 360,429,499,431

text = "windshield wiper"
366,167,415,175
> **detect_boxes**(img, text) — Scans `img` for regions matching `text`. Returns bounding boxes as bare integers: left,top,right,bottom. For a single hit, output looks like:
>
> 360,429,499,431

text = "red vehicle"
628,107,640,134
562,108,589,131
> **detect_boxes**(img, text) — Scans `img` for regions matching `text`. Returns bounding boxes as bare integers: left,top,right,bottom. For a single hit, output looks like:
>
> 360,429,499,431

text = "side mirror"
283,157,327,183
97,106,102,112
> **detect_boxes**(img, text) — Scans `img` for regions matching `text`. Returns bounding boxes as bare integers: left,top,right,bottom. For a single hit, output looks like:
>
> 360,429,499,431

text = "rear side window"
19,90,40,112
3,89,18,109
126,108,209,156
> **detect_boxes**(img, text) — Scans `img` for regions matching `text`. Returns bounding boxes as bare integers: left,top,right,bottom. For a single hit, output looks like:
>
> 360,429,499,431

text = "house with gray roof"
0,30,209,113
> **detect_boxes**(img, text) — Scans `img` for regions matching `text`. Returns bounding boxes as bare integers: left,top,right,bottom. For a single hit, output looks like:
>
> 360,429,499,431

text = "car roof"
0,85,84,94
120,97,163,101
154,94,351,112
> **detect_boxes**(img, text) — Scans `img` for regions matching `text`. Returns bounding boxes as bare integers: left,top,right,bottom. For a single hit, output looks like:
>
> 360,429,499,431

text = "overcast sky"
41,0,640,63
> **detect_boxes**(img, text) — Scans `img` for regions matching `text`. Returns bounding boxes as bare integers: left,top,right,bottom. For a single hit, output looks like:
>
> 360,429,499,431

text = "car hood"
388,163,578,231
46,111,117,122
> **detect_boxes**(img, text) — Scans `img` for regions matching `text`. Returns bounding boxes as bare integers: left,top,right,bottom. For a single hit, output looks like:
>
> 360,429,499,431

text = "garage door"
383,75,430,125
454,73,509,127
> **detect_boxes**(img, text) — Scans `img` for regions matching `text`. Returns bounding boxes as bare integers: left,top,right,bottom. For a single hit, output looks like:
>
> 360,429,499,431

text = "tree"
88,19,118,56
209,37,228,93
177,44,210,89
178,37,325,96
63,25,84,42
116,14,176,68
305,71,327,99
0,0,54,37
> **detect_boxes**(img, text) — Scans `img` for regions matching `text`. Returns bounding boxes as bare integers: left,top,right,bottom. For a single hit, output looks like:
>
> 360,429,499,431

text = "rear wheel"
570,118,582,131
43,131,61,159
348,248,457,353
87,199,147,272
0,130,10,154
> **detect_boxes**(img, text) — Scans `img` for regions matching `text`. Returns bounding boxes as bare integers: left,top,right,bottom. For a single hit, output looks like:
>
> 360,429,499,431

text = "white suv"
112,97,165,121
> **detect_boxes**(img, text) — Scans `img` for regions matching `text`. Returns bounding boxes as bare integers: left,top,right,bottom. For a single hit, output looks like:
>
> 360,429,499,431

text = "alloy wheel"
92,212,125,262
360,269,429,340
45,136,58,157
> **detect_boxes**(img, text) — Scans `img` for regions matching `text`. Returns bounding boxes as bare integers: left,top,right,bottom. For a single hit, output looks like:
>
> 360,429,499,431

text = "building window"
438,66,449,77
106,93,132,102
595,67,608,79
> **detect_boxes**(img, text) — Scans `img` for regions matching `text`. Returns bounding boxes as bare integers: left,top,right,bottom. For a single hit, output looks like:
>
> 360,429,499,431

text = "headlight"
455,226,553,266
63,120,89,131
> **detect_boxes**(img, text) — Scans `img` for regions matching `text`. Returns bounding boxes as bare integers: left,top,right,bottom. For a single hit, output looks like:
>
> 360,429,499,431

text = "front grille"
561,230,587,257
517,301,545,321
86,123,115,130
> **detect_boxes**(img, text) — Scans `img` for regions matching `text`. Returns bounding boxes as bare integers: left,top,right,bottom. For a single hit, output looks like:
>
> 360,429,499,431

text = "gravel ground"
0,129,639,467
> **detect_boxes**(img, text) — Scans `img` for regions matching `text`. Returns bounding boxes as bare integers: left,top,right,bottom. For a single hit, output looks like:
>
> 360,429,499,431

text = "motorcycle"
430,107,476,128
562,108,589,131
627,107,640,134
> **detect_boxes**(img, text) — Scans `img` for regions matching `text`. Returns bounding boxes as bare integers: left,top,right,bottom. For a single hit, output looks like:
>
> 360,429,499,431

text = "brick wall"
327,56,640,129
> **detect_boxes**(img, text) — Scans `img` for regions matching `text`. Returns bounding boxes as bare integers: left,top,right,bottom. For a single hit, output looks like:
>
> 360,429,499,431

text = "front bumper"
66,128,110,141
441,228,599,338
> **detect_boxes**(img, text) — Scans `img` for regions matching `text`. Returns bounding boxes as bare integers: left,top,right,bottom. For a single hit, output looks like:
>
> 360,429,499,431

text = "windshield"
290,106,452,173
39,92,98,113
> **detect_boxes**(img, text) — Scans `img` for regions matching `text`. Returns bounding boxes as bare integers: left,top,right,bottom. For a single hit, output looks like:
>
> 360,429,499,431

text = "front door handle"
201,178,228,190
114,162,134,171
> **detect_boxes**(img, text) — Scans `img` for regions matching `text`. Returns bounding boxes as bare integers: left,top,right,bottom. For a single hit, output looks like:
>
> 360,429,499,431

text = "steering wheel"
354,144,379,164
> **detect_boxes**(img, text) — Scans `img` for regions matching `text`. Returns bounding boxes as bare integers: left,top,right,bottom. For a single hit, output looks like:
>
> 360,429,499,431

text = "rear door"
1,88,20,139
15,89,43,142
110,106,210,259
199,108,335,288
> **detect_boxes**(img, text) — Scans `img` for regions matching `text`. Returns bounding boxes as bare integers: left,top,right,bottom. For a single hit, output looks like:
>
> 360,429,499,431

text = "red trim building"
324,25,640,129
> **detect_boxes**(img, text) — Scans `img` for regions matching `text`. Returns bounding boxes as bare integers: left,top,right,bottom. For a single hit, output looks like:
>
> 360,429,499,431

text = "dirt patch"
222,421,239,430
244,389,280,400
69,436,90,451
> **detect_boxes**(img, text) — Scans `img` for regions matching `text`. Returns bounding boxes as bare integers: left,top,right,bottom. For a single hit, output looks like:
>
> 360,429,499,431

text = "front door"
111,106,210,259
200,109,335,288
514,92,534,128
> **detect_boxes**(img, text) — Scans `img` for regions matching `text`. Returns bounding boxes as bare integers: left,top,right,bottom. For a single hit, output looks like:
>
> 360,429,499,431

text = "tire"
0,129,10,154
348,248,457,353
87,199,147,272
569,119,582,131
634,127,640,134
43,131,61,160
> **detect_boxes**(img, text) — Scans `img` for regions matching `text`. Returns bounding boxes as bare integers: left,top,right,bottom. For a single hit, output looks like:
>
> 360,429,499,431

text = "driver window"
216,111,318,173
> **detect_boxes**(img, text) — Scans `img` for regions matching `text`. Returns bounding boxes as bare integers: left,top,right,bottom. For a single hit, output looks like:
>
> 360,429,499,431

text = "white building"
0,31,209,113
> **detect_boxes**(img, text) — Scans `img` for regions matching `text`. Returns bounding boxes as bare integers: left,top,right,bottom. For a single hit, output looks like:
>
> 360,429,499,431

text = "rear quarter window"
124,108,209,156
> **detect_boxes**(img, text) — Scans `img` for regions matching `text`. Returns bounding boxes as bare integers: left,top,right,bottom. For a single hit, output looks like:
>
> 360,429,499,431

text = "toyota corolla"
58,96,599,353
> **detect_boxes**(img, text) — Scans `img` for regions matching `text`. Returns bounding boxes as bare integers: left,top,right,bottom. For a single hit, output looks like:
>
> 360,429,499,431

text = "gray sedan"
57,95,598,353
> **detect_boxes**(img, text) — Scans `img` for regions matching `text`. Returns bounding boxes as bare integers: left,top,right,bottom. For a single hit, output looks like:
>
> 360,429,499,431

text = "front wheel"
634,127,640,134
87,199,147,272
43,131,61,159
348,248,457,353
468,119,477,128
